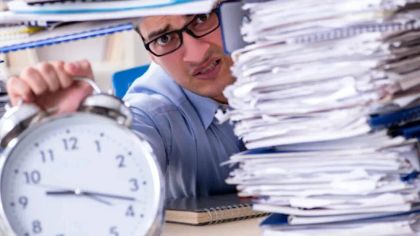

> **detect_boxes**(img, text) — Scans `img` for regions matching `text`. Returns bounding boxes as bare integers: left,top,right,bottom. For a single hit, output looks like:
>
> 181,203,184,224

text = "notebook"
165,194,268,225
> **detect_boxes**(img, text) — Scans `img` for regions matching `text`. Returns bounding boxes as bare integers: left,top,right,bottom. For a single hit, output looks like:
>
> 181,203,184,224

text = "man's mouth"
193,59,222,78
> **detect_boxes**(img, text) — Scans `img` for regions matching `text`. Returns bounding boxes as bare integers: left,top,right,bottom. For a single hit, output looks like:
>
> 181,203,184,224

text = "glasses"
140,9,220,57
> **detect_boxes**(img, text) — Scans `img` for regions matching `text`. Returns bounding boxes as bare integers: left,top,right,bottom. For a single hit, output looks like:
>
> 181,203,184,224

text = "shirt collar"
125,63,185,106
183,89,219,130
125,63,221,129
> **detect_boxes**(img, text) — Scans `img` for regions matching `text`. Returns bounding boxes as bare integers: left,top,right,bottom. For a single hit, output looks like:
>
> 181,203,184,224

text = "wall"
2,30,151,91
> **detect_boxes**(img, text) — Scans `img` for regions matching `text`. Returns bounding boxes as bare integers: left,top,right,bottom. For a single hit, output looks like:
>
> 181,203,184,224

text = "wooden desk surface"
162,217,263,236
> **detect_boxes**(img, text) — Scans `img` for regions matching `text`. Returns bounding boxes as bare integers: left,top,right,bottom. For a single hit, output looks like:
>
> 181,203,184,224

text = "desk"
162,218,263,236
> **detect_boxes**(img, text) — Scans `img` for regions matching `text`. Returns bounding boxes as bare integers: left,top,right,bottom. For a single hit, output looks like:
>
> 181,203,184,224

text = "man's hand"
6,60,94,114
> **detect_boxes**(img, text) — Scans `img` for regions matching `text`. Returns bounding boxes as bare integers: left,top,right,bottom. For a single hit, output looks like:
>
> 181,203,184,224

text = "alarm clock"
0,80,165,236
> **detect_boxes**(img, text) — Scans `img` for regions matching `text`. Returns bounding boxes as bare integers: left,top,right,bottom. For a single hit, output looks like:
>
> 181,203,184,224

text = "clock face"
0,113,163,236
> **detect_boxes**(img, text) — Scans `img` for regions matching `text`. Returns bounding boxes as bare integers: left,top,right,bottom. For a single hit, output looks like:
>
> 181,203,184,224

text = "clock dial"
0,113,163,236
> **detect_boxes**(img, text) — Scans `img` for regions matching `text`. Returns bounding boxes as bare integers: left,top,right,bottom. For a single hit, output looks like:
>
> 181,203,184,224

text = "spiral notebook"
165,194,268,225
0,20,135,53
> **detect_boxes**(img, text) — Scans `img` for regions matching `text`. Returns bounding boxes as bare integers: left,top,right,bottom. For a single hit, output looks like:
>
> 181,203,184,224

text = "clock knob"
78,93,132,127
0,103,45,148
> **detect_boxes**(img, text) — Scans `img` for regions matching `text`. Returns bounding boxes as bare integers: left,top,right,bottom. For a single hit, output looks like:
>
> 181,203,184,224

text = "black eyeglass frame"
139,8,221,57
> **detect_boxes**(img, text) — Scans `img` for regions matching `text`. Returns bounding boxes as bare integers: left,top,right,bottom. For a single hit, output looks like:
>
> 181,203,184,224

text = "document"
224,0,420,235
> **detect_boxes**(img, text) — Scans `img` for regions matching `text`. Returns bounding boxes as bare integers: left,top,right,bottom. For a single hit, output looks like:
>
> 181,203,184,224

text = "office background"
0,30,151,91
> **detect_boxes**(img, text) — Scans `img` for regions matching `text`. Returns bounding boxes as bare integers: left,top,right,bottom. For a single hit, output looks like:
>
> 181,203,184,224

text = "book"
165,194,268,225
0,24,45,42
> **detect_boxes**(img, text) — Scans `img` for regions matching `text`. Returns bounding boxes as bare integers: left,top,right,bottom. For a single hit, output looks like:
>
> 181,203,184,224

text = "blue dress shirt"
124,63,244,199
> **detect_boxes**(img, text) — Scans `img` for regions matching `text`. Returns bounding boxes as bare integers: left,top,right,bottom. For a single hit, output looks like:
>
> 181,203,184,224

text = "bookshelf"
2,30,151,91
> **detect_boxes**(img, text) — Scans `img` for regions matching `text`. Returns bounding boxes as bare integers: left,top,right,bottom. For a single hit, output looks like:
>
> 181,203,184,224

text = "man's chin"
194,88,227,102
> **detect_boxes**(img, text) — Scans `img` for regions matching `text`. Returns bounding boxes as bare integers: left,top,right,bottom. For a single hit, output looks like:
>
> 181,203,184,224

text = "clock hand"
85,195,113,206
82,191,136,201
46,189,136,201
45,189,113,206
45,190,74,195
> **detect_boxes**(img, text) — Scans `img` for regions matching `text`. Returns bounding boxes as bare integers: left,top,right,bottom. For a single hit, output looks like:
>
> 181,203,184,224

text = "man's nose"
182,32,210,64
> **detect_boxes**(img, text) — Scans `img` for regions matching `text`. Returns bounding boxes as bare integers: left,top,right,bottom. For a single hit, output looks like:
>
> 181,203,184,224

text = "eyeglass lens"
147,11,219,56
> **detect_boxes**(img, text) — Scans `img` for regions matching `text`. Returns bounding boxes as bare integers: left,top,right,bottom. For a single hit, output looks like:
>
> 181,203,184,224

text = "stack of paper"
224,0,420,235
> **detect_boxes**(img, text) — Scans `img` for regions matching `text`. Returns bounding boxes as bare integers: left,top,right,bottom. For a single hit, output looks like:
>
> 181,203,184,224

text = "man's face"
138,13,234,103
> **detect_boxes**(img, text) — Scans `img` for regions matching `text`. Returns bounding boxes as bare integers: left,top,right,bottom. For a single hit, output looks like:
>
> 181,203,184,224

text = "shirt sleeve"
128,106,168,175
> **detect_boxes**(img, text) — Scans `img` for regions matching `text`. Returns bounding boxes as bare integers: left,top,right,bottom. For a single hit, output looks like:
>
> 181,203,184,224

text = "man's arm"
129,106,168,174
6,60,168,174
6,60,94,113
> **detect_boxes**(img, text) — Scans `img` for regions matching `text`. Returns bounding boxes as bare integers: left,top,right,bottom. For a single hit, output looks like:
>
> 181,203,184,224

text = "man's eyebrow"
146,25,171,41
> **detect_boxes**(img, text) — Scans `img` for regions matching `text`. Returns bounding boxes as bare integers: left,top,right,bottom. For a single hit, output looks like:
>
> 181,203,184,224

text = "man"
6,9,245,199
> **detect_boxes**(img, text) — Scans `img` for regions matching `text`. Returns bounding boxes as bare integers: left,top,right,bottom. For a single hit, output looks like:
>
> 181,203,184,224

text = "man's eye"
195,13,210,24
156,34,172,46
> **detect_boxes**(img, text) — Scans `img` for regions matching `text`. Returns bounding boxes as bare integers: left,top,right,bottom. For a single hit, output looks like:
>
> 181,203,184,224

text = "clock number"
32,220,42,234
24,171,41,184
115,155,126,168
109,226,119,236
40,149,54,163
18,196,28,209
62,137,78,151
126,205,135,217
129,178,139,192
95,140,101,152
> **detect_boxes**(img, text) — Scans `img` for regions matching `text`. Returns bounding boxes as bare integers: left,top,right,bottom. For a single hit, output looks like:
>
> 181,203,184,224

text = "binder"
261,205,420,228
369,105,420,129
165,194,267,225
5,0,218,21
8,0,181,14
219,0,250,54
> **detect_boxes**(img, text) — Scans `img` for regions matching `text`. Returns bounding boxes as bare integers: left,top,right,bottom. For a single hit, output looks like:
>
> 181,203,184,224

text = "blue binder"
369,105,420,129
261,206,420,228
112,65,150,98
